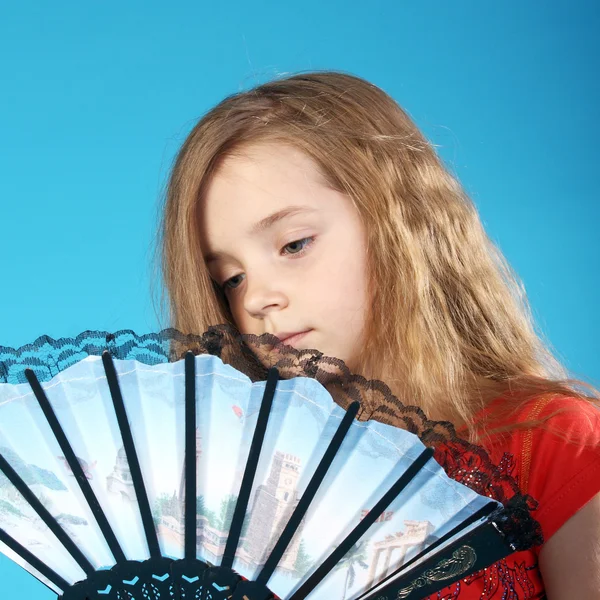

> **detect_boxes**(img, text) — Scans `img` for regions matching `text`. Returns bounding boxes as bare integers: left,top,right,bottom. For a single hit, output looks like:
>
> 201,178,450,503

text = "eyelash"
220,236,316,292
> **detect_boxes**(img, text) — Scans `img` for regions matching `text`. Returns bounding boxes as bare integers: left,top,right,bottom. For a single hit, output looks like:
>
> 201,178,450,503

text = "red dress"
423,396,600,599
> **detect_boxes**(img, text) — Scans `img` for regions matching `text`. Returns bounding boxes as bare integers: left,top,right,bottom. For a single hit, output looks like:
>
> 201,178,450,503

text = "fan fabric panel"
0,354,496,599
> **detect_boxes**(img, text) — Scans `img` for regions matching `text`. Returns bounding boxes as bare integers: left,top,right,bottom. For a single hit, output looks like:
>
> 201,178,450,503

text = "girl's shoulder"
514,395,600,468
429,395,600,600
480,392,600,445
492,394,600,544
520,392,600,421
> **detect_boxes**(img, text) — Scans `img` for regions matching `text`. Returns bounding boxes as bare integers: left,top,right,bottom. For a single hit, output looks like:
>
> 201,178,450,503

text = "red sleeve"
522,397,600,543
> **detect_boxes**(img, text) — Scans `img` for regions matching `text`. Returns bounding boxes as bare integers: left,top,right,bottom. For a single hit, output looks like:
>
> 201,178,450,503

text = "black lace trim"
0,324,543,551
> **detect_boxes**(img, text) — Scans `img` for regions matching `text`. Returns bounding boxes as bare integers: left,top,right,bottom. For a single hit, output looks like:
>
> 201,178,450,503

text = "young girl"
158,72,600,598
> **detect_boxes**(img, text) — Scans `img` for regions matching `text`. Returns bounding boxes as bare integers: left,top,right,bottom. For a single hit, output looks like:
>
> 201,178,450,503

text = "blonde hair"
158,71,599,441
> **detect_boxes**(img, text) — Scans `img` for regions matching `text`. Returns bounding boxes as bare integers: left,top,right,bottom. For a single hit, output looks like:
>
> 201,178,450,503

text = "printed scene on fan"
0,354,493,598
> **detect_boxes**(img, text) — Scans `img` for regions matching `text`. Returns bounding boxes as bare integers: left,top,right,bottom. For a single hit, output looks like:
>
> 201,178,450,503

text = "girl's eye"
220,236,315,292
282,237,314,256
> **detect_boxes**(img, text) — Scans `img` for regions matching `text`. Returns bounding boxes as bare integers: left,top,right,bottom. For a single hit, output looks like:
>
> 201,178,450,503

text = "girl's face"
199,142,370,371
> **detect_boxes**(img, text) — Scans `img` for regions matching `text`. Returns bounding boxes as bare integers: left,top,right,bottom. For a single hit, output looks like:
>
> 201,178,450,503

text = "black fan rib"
356,501,498,600
220,367,279,571
0,453,94,575
0,527,70,592
289,446,435,600
184,351,197,560
256,401,361,586
24,368,126,564
101,351,161,559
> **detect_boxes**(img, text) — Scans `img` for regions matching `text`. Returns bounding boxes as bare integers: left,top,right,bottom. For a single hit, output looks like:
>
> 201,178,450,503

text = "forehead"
199,143,329,239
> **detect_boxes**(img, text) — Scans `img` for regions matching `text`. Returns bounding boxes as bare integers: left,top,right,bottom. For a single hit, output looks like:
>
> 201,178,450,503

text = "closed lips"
279,330,310,342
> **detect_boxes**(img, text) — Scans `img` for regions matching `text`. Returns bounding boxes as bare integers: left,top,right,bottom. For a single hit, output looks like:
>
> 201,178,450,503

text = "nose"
242,272,290,317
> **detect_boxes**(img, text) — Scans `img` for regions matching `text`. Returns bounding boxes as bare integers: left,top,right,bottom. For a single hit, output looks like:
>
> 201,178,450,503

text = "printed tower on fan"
243,451,303,573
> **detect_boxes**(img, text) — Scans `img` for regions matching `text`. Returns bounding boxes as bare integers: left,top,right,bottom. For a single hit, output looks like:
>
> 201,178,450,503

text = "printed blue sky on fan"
1,1,598,597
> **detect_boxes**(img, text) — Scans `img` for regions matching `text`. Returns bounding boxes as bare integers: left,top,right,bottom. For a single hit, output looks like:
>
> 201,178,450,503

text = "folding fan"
0,326,542,600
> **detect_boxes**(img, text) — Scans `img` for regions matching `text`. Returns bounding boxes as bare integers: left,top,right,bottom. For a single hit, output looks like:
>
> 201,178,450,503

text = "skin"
538,492,600,598
199,142,370,372
199,141,600,597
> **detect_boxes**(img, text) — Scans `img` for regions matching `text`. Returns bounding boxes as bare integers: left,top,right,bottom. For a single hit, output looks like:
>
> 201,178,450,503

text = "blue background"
1,1,598,597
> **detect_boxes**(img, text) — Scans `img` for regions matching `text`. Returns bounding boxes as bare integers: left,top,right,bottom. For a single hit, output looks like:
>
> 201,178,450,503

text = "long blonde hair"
158,71,598,440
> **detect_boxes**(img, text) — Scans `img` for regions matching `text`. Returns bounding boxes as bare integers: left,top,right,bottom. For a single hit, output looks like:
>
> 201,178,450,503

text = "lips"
273,329,312,348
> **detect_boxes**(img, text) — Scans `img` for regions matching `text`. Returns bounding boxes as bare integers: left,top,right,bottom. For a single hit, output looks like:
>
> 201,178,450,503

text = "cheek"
231,305,251,331
326,249,369,312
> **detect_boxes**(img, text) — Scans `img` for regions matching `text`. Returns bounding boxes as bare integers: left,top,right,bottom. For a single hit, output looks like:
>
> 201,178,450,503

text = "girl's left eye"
281,236,315,257
220,236,316,292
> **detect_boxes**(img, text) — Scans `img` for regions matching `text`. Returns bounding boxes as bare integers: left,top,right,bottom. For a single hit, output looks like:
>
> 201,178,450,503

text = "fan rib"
288,446,435,600
356,501,499,600
0,452,95,575
24,368,127,565
184,351,197,560
102,352,161,559
256,401,361,587
220,367,280,571
359,513,512,600
0,527,70,592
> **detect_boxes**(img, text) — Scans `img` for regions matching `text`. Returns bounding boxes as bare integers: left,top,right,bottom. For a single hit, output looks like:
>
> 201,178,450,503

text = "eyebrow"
204,205,318,265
